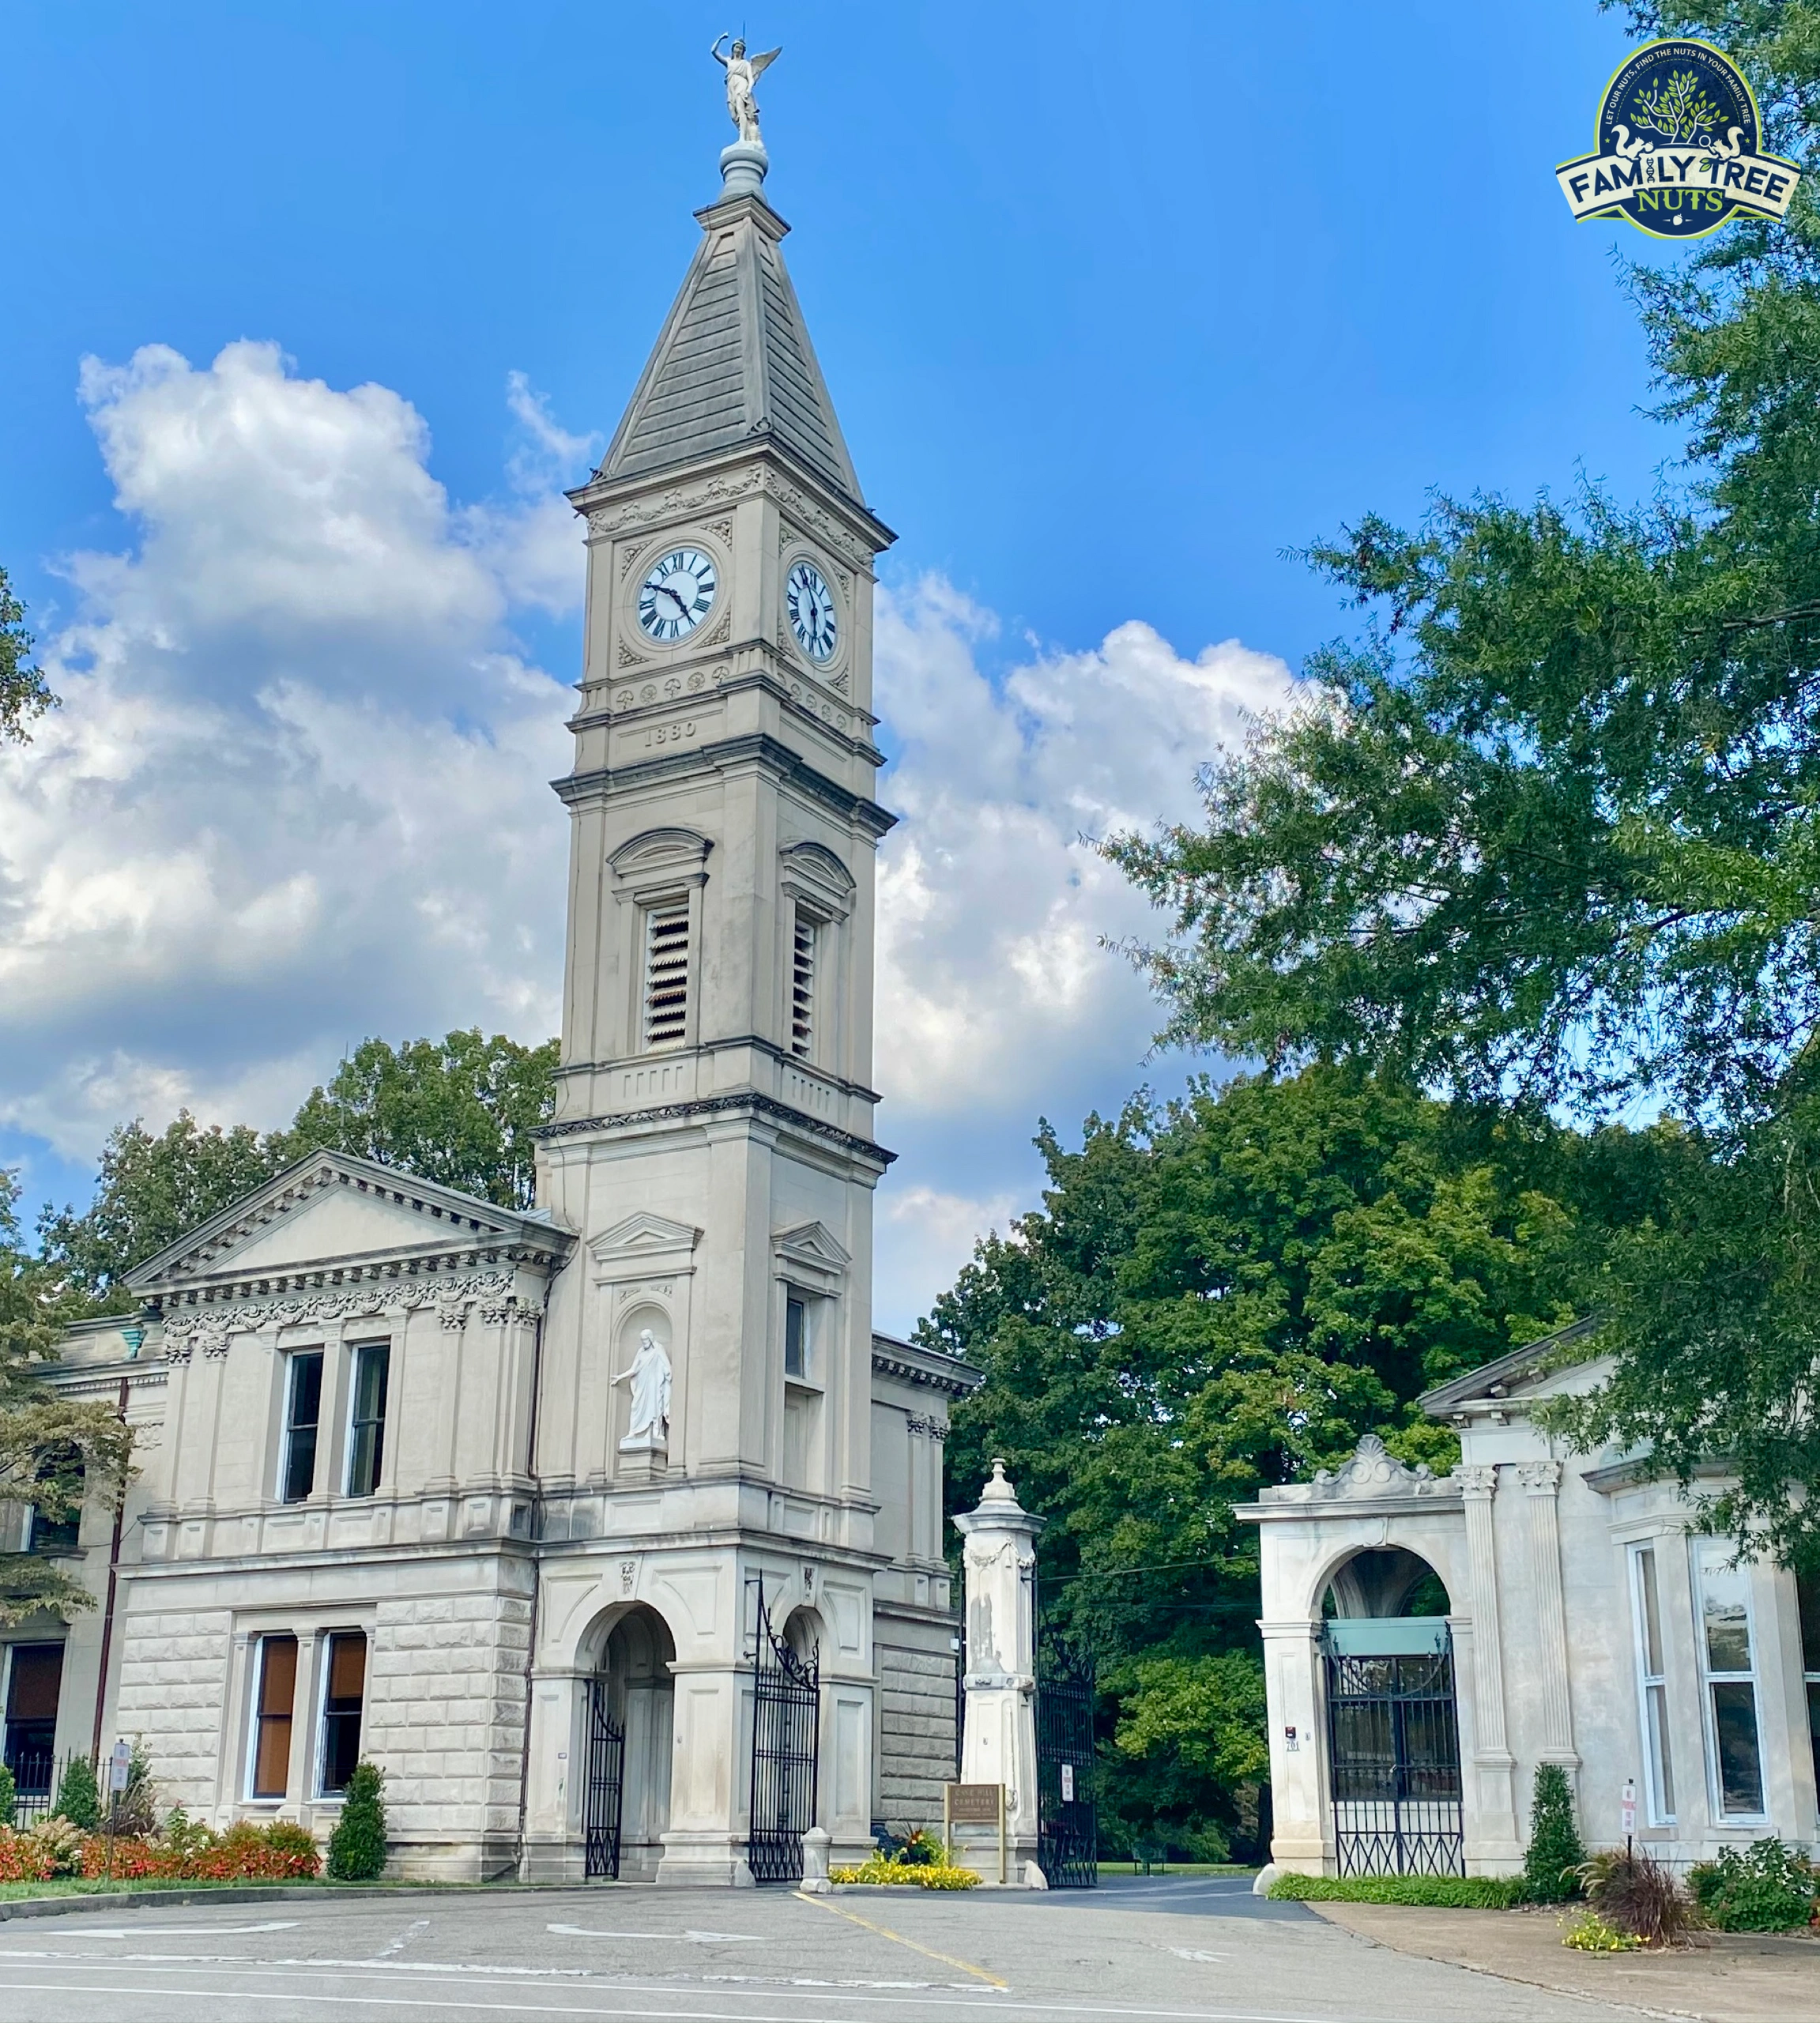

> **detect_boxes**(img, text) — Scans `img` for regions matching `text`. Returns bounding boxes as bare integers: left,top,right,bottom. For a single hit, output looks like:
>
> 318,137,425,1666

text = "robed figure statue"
612,1328,673,1452
710,34,780,146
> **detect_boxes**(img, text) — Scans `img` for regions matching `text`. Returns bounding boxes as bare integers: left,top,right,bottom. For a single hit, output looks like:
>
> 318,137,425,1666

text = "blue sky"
1,3,1690,1325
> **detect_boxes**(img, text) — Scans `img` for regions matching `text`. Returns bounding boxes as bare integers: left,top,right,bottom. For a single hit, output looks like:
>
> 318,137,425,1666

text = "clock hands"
654,580,691,618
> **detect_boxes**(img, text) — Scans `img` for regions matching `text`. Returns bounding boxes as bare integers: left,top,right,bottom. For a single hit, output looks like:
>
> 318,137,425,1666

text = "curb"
0,1883,567,1923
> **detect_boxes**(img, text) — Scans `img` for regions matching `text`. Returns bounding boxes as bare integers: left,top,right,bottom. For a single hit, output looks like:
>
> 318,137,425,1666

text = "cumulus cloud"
1,339,1295,1328
0,340,583,1159
871,577,1294,1121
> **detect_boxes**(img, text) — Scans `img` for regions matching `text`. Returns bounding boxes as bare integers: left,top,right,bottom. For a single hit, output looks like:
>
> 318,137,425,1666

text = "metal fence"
5,1747,65,1827
1323,1641,1464,1877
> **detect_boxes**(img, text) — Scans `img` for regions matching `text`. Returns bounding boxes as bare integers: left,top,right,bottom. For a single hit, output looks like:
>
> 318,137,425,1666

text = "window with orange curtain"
251,1634,298,1799
318,1631,367,1795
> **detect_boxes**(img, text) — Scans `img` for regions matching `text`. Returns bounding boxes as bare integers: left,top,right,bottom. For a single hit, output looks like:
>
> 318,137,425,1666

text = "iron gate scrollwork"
584,1677,627,1880
1035,1627,1098,1888
747,1583,820,1884
1324,1633,1464,1877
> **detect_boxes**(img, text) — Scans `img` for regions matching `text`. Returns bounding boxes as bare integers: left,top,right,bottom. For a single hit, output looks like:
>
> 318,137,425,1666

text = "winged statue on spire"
711,33,781,146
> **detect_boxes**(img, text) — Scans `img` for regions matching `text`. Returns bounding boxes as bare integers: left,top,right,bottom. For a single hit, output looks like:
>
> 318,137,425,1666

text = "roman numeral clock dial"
786,559,838,662
636,546,718,644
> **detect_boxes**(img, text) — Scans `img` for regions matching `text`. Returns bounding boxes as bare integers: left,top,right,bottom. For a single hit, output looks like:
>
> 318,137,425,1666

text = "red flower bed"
0,1818,321,1884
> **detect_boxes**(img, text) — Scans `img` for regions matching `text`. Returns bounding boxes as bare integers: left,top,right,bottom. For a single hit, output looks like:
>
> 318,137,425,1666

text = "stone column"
1457,1464,1520,1859
952,1460,1043,1884
1257,1618,1326,1872
1520,1459,1578,1768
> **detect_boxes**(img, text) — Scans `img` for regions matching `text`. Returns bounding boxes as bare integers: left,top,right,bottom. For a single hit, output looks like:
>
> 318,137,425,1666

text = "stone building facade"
1242,1327,1820,1876
1,128,980,1882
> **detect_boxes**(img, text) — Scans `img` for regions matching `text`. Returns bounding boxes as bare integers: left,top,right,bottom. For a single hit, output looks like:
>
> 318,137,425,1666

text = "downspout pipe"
89,1349,138,1764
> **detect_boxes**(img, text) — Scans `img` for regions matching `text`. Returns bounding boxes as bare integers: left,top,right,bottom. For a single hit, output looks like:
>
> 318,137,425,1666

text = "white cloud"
0,341,584,1158
871,577,1294,1123
2,341,1295,1332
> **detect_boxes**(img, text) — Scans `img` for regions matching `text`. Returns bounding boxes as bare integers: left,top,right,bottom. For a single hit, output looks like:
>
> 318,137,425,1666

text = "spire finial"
710,32,781,198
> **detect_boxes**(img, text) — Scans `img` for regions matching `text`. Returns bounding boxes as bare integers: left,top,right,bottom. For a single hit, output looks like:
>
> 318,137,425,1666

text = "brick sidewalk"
1308,1901,1820,2023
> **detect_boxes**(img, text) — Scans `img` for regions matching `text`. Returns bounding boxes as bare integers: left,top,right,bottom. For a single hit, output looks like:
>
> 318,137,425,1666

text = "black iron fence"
4,1746,62,1827
1034,1626,1098,1889
746,1584,820,1885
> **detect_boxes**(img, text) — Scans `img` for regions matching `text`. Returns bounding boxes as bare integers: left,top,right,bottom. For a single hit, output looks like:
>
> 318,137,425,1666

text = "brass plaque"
946,1781,1002,1824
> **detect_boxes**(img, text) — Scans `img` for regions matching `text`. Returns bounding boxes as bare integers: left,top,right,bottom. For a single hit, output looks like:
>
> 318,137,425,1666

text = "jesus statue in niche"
613,1328,673,1452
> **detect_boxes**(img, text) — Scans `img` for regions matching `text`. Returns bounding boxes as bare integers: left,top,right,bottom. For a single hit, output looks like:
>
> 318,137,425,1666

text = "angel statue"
612,1328,673,1450
711,34,781,146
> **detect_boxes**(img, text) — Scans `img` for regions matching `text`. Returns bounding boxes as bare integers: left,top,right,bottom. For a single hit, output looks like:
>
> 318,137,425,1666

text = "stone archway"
596,1604,676,1881
1318,1543,1463,1876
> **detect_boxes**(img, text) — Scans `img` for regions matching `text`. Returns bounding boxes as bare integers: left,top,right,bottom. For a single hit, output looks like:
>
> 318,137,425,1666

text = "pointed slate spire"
594,144,862,506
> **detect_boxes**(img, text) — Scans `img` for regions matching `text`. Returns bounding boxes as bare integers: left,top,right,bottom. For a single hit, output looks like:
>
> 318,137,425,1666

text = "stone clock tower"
523,132,905,1883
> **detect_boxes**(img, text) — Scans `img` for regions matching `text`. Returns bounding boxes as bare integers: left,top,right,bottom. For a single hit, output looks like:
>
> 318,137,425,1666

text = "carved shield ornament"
1555,38,1799,239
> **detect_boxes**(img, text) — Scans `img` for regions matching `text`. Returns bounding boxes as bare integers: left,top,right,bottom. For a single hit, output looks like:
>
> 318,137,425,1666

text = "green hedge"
1268,1872,1527,1908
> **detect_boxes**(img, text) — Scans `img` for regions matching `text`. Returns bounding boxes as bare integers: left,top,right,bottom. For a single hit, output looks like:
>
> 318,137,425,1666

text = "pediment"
127,1151,561,1294
609,827,712,891
589,1211,703,1277
772,1220,851,1275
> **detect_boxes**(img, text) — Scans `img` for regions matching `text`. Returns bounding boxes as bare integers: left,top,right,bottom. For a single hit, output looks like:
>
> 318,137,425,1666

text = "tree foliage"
1,1173,134,1626
927,1065,1665,1854
325,1761,388,1881
0,565,55,746
1102,5,1820,1561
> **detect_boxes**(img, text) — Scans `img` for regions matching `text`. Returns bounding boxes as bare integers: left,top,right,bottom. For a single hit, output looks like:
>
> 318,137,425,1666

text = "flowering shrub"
1563,1912,1643,1952
0,1814,322,1885
831,1854,980,1889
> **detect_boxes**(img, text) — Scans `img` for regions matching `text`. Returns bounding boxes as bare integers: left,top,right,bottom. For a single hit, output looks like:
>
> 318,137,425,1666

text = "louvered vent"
790,915,816,1058
643,903,691,1049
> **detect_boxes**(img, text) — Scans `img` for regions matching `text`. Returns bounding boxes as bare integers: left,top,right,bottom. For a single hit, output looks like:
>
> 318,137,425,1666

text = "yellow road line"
792,1889,1008,1989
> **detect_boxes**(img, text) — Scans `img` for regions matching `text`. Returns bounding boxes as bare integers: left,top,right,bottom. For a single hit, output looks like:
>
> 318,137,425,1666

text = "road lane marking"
546,1925,769,1943
1164,1950,1227,1964
789,1891,1008,1991
0,1954,1438,2021
28,1920,303,1937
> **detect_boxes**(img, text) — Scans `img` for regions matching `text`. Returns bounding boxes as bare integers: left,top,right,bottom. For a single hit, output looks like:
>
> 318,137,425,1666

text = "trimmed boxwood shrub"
51,1755,101,1832
326,1762,387,1882
1523,1764,1585,1904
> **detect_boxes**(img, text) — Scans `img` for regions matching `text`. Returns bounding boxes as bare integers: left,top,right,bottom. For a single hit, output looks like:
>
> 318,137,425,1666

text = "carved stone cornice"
157,1268,525,1361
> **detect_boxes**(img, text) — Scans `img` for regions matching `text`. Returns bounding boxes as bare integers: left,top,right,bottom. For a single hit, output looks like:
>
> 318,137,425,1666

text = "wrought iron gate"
1035,1628,1098,1888
747,1585,820,1884
583,1678,626,1880
1324,1634,1464,1876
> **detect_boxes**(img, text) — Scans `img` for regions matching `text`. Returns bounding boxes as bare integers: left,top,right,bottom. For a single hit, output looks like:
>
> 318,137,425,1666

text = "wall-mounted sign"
1556,38,1799,238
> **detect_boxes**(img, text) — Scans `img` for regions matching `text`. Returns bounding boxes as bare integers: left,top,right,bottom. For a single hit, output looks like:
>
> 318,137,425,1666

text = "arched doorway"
587,1605,675,1882
1321,1546,1463,1876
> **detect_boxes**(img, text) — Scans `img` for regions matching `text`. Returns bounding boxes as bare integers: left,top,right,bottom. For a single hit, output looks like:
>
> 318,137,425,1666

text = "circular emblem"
1557,39,1799,241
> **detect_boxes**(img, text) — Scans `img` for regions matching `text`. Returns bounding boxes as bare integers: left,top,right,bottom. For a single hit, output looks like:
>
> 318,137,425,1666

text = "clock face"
786,559,838,662
637,546,718,644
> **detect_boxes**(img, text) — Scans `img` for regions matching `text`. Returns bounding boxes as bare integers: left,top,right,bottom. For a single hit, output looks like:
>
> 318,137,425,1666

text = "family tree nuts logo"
1556,38,1800,238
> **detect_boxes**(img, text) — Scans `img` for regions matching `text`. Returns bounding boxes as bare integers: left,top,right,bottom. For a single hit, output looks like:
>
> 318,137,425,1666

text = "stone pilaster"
1456,1464,1520,1860
1520,1458,1578,1767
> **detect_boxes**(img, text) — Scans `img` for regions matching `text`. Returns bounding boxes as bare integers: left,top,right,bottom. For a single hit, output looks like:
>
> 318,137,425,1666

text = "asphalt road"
0,1877,1647,2023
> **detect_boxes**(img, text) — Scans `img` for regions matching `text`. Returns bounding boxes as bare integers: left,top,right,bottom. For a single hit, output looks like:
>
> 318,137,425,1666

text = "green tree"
281,1030,557,1212
2,1172,134,1626
0,565,55,746
1101,5,1820,1564
37,1030,560,1296
325,1761,388,1881
925,1065,1661,1853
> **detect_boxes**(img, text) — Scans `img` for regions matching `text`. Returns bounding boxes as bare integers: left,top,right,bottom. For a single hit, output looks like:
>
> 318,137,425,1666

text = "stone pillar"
1457,1464,1520,1861
1258,1618,1327,1873
1520,1459,1578,1768
953,1460,1043,1884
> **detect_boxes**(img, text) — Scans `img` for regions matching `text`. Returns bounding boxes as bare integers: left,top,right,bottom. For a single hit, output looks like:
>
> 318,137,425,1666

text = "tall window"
345,1344,390,1497
26,1450,82,1555
281,1350,324,1503
642,902,691,1049
1628,1543,1675,1822
318,1631,367,1796
789,913,816,1059
1799,1565,1820,1823
1695,1539,1765,1818
251,1633,298,1799
2,1643,64,1797
785,1294,808,1379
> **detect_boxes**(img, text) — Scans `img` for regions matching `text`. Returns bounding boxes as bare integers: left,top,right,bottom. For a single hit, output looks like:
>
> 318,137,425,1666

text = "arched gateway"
582,1606,676,1881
